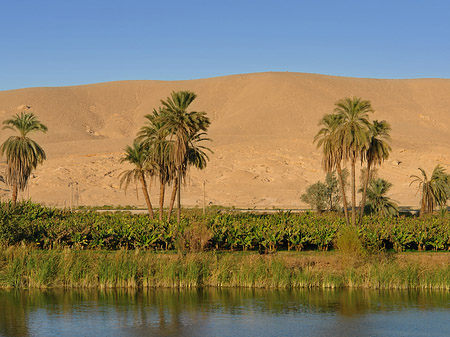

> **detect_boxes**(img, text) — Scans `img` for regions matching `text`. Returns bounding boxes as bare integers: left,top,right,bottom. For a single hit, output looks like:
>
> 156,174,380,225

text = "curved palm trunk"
351,158,357,227
159,179,165,221
11,182,18,206
139,172,154,218
359,162,371,225
167,176,178,222
336,165,349,226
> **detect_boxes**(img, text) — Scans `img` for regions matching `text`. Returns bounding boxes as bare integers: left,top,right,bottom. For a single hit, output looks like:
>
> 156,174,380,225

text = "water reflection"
1,288,449,337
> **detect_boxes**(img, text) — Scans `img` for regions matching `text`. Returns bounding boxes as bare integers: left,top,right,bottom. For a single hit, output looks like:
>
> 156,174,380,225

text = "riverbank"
1,247,449,290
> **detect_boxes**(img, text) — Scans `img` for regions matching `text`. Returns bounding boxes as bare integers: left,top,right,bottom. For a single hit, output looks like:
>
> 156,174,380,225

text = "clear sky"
1,0,450,90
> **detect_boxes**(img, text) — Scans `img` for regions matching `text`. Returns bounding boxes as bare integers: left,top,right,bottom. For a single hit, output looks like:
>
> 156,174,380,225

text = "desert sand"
0,72,449,209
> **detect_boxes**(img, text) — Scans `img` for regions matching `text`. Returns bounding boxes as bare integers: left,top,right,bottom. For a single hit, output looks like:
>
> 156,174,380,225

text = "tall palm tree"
365,178,398,216
359,120,392,223
119,141,155,218
410,165,450,216
333,97,373,226
137,108,174,221
314,113,350,225
1,112,48,205
159,91,211,224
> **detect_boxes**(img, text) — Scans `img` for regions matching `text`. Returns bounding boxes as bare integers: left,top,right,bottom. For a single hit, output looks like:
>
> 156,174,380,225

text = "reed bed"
1,247,449,290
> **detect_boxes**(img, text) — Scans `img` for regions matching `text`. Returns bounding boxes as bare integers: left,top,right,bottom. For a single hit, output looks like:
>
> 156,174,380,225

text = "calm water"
1,288,450,337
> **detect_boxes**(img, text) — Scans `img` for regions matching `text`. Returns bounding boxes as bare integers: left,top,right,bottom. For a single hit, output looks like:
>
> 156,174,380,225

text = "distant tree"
119,141,155,218
165,128,212,221
1,112,48,205
333,97,373,226
359,120,392,223
314,114,350,224
137,108,173,221
301,181,328,212
365,178,398,216
410,165,450,216
324,171,345,211
158,91,211,225
302,170,347,212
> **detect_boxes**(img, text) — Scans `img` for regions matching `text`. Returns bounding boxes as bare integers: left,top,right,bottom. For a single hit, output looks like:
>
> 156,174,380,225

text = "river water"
1,288,449,337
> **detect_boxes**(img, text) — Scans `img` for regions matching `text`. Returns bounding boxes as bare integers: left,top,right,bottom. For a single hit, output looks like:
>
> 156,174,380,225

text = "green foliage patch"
1,202,450,252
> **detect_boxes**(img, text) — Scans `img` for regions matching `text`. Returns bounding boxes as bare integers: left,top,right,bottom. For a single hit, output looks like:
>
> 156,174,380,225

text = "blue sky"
1,0,450,90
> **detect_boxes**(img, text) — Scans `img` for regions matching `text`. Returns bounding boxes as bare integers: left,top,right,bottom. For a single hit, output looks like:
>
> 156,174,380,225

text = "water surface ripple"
1,288,449,337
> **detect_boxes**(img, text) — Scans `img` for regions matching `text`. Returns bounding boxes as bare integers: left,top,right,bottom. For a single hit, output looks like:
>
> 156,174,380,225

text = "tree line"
310,97,450,225
0,95,449,222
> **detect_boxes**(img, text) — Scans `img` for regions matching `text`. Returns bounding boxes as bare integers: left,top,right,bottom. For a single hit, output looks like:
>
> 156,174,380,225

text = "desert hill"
0,72,449,208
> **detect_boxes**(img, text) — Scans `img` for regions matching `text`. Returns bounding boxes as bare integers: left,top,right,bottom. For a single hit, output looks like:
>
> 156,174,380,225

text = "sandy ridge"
0,72,449,208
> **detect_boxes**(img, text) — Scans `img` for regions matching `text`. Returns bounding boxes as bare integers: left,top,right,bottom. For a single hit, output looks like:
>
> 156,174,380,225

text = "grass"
1,247,449,290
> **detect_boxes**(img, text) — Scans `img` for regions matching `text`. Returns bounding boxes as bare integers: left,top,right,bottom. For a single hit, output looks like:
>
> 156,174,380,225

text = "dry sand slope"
0,72,449,208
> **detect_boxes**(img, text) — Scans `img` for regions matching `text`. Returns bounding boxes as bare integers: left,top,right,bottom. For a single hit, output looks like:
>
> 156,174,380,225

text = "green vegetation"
314,97,393,227
301,171,344,212
364,178,399,216
410,165,450,217
0,111,48,206
359,120,392,223
0,98,449,292
315,113,350,225
1,202,450,253
1,247,450,289
124,91,212,223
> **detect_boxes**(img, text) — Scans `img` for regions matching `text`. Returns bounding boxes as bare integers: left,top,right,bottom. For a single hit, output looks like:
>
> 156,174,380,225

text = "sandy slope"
0,72,449,208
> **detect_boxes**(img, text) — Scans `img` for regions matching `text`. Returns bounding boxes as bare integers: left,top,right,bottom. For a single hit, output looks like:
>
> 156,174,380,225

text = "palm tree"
333,97,373,226
410,165,450,216
314,113,350,225
119,141,155,218
166,129,212,220
137,108,174,221
1,112,48,205
365,178,398,216
359,120,392,223
158,91,211,224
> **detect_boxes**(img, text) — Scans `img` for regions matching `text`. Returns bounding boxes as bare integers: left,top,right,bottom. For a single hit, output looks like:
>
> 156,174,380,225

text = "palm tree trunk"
351,157,357,227
159,179,165,221
12,182,18,206
177,169,181,226
336,165,349,226
359,162,371,225
139,173,154,218
167,176,178,221
420,187,426,217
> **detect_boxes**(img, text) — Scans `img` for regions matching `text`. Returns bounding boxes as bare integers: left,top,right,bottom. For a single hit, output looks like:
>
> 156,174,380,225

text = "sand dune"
0,72,449,208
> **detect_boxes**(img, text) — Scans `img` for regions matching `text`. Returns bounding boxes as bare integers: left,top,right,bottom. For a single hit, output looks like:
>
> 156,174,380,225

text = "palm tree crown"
359,119,392,223
333,97,373,161
314,113,343,172
365,178,399,217
410,165,450,216
159,91,210,169
119,141,155,217
1,112,48,204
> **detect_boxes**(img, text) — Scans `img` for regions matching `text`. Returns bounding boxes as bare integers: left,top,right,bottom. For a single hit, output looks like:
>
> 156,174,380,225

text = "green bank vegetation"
1,246,450,289
1,95,450,290
2,202,450,253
